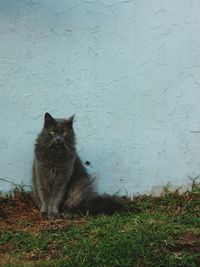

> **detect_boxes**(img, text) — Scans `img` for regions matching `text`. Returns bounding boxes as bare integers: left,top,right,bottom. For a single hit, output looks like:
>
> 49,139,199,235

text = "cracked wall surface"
1,0,200,194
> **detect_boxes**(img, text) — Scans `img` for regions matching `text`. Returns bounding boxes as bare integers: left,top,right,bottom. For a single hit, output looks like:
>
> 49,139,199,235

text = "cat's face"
42,112,75,146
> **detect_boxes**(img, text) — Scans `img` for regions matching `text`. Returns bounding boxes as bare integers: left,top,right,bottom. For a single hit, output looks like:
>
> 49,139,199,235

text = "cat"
32,112,123,218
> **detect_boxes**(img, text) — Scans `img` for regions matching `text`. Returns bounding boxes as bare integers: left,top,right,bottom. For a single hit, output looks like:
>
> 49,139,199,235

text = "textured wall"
1,0,200,194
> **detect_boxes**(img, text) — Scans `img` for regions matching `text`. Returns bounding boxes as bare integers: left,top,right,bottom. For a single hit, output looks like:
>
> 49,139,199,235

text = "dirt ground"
0,189,87,234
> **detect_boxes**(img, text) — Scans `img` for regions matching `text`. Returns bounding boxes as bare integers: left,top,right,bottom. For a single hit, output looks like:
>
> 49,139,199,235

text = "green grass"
0,182,200,267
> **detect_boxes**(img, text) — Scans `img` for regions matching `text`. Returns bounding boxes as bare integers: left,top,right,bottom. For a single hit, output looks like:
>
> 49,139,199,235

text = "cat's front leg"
40,202,49,218
34,165,51,218
48,187,67,218
37,188,50,217
33,189,49,217
48,179,69,218
48,161,74,218
48,199,60,218
37,184,50,218
36,187,50,218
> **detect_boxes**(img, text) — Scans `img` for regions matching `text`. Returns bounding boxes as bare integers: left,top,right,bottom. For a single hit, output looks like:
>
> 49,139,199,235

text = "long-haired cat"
32,113,123,218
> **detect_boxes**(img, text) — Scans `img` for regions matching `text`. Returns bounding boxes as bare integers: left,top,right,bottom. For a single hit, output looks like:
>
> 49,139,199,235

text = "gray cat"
32,113,123,218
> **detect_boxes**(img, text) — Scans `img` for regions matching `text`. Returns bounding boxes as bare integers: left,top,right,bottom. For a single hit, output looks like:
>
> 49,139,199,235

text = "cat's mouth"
54,141,63,145
52,136,64,145
52,141,71,150
50,139,72,150
52,141,65,146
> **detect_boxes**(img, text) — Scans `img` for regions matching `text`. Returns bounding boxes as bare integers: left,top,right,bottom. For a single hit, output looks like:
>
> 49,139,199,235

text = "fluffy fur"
32,113,123,218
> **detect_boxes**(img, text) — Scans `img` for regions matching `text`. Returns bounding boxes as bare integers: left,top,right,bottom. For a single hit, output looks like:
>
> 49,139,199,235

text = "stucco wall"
1,0,200,194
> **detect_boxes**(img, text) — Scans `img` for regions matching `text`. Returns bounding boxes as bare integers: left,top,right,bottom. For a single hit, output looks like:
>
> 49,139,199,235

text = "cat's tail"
78,194,124,215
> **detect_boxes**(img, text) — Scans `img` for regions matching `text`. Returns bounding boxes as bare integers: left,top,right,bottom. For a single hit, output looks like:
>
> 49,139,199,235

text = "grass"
0,182,200,267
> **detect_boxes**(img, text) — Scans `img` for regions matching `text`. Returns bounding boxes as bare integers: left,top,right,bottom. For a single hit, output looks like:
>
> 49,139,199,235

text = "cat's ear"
67,114,75,129
44,112,55,128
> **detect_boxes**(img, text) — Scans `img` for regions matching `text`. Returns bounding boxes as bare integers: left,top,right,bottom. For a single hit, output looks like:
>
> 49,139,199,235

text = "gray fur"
32,113,123,218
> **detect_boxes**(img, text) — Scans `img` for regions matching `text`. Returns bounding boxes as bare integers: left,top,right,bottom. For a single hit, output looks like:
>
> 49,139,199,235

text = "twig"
0,178,32,189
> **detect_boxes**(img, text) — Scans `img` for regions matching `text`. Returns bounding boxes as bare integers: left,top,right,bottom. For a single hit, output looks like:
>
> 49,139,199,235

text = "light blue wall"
1,0,200,194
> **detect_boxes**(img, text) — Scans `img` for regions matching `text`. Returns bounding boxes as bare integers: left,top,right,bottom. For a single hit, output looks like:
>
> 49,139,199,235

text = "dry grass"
0,183,200,267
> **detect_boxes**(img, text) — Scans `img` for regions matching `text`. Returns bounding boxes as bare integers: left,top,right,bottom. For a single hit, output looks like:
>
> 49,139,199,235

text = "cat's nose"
55,136,62,144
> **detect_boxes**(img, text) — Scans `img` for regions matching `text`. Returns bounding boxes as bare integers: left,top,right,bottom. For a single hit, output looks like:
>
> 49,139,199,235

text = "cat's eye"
50,130,55,136
63,131,69,136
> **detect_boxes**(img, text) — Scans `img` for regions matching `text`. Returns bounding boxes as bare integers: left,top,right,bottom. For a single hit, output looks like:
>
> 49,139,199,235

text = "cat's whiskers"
64,143,72,150
40,141,54,150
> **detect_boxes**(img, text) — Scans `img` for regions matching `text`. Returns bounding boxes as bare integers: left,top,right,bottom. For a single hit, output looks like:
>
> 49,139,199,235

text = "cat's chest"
39,149,73,164
36,146,75,175
41,151,75,171
48,167,58,181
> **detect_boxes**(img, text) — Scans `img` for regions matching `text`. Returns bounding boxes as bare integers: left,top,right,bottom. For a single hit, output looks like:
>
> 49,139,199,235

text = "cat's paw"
48,211,60,219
